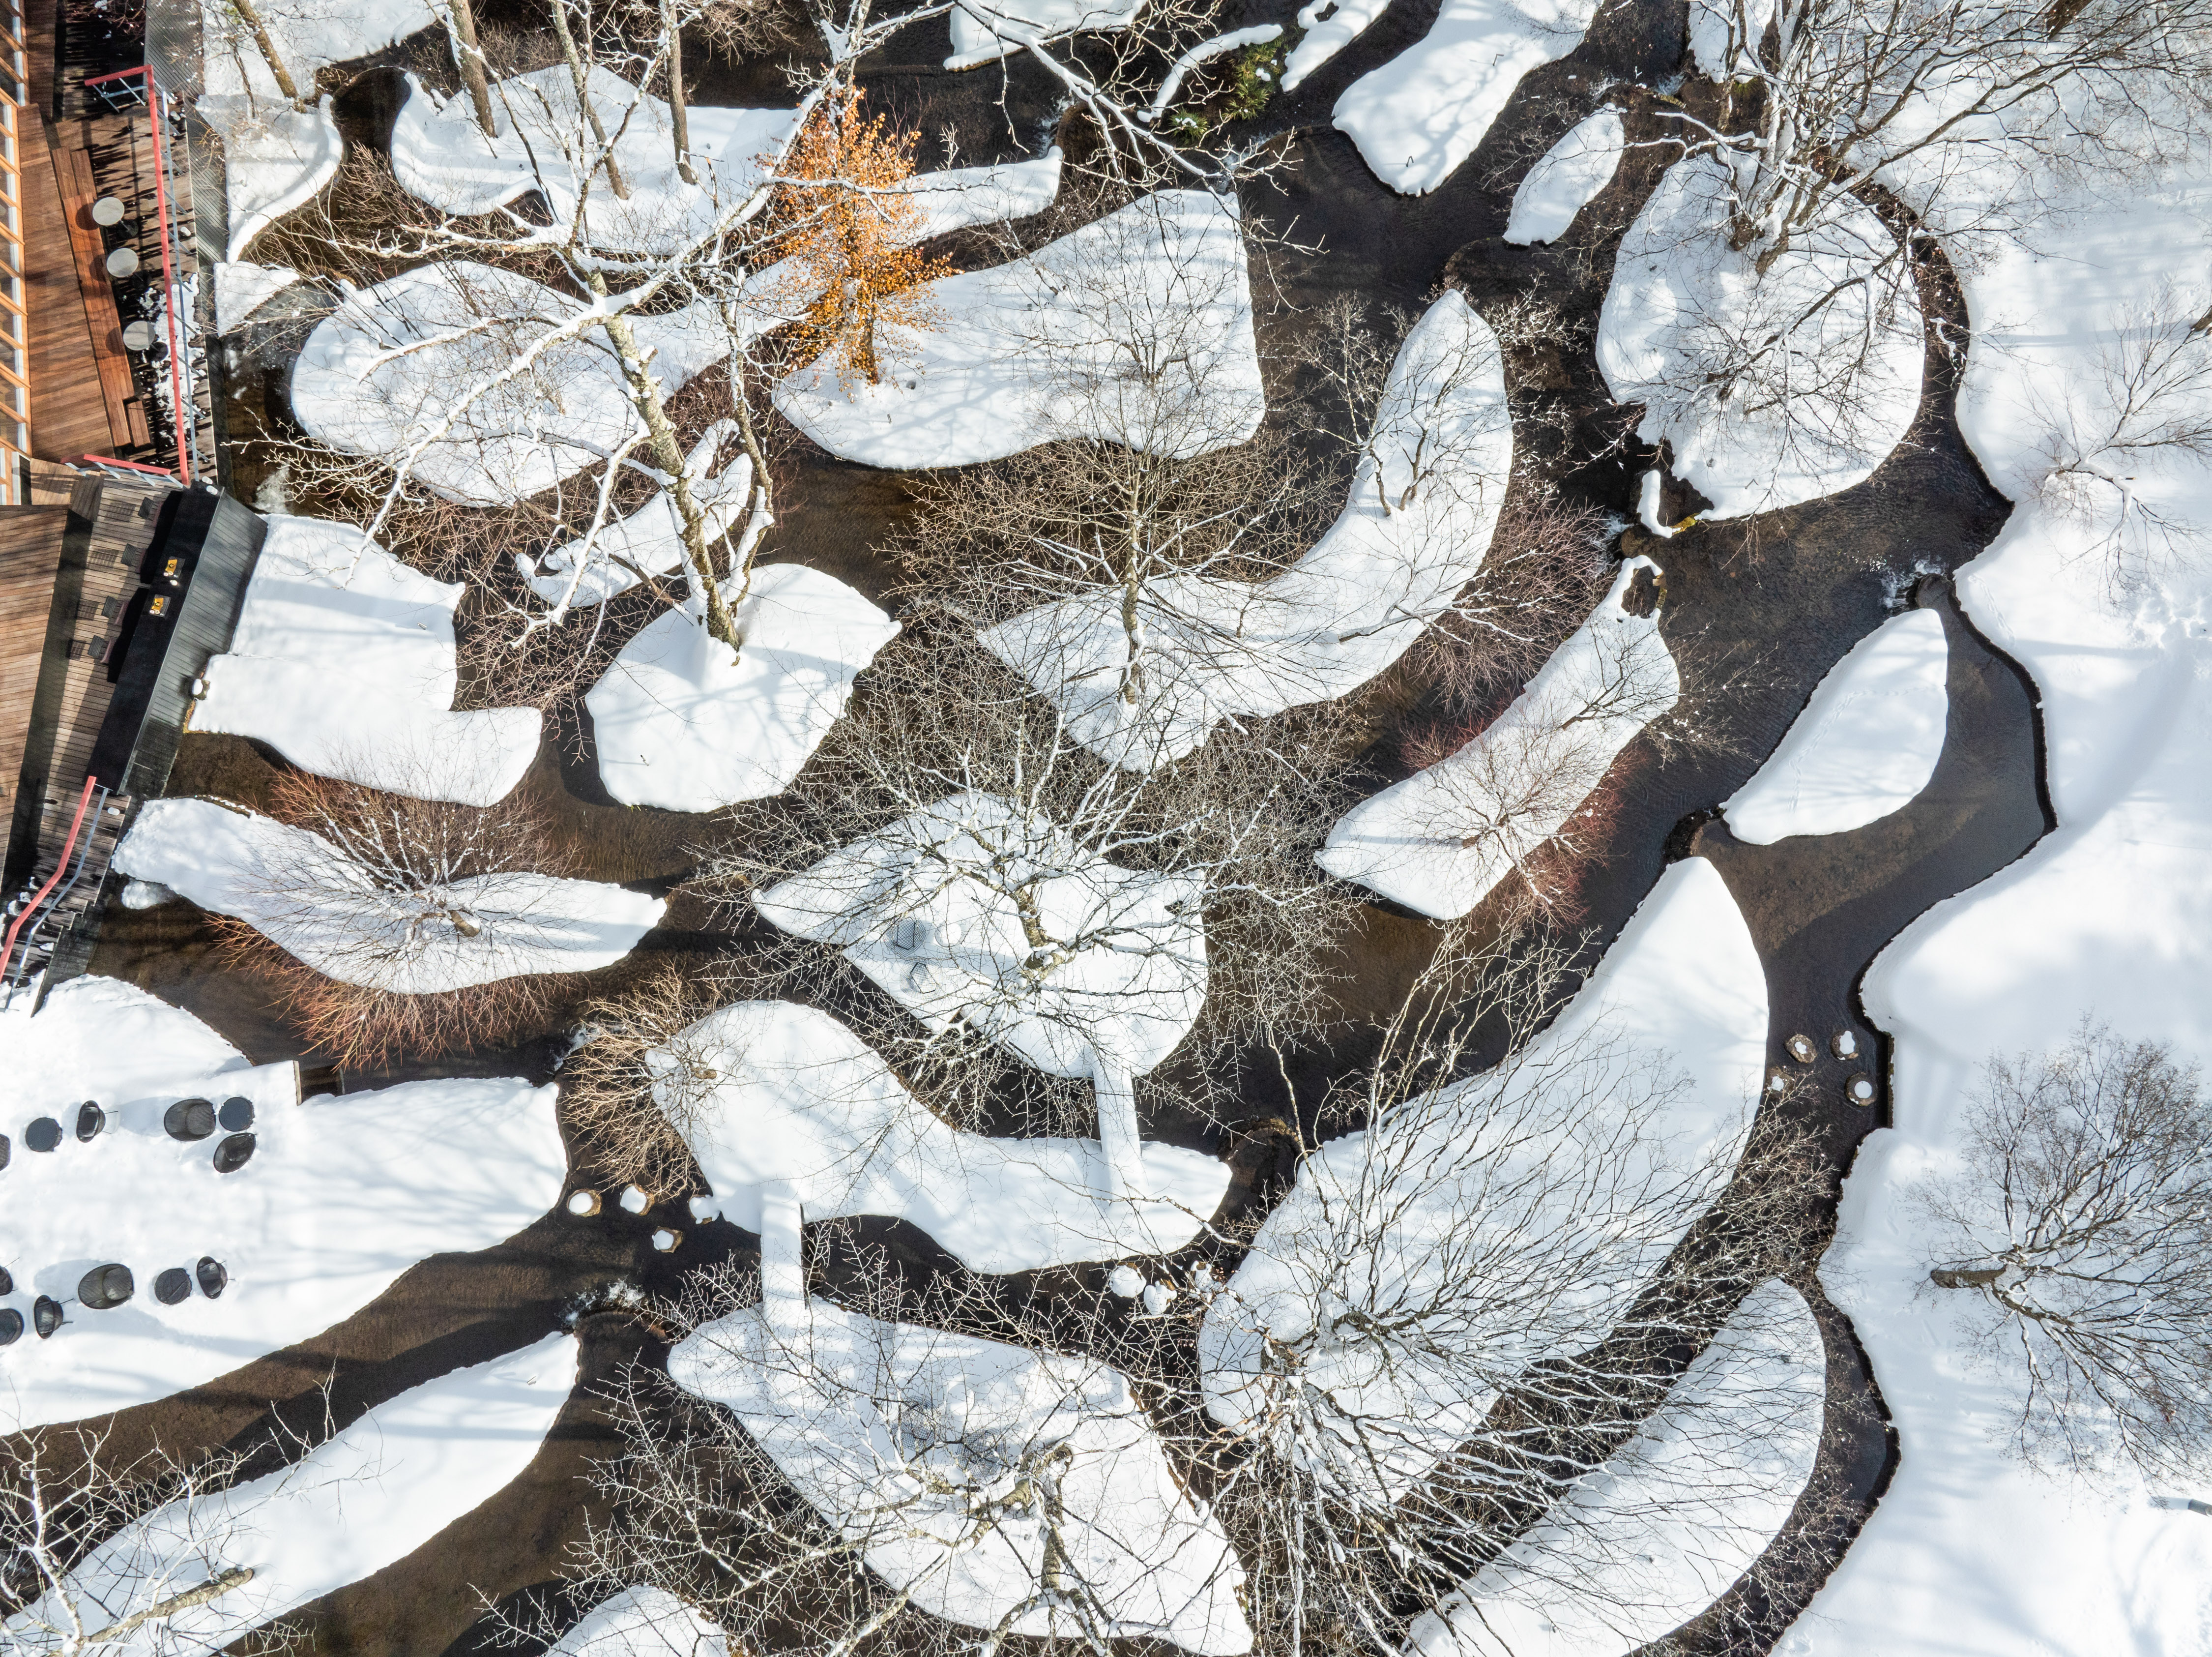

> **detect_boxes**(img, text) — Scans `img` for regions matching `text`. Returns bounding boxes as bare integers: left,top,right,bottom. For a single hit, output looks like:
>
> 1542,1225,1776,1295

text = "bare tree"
209,766,588,1066
561,964,730,1193
2031,296,2212,588
1916,1023,2212,1478
707,624,1361,1184
1185,917,1831,1654
0,1422,300,1655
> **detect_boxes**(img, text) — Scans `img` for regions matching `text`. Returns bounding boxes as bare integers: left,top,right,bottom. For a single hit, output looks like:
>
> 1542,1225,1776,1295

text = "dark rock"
165,1098,217,1140
154,1267,193,1305
24,1118,59,1153
218,1095,256,1132
212,1132,256,1174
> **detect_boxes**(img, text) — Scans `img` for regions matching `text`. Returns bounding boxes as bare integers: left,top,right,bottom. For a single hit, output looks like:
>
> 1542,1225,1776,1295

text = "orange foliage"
768,87,953,389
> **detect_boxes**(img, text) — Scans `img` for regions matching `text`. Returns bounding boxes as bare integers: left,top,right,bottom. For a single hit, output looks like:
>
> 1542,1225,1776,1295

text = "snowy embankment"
1200,858,1767,1497
774,190,1262,469
290,261,733,505
585,565,899,812
548,1588,730,1657
1773,122,2212,1657
115,798,663,992
661,999,1228,1270
1506,107,1625,245
8,1334,575,1656
981,291,1513,771
1320,558,1676,919
1314,0,1604,194
1409,1280,1825,1657
1599,152,1923,518
671,1298,1251,1654
388,68,1061,254
1725,607,1949,843
193,516,541,806
0,977,566,1431
199,97,343,264
213,260,304,332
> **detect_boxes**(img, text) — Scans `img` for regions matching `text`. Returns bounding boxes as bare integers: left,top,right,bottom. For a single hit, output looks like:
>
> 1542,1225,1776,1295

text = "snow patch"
200,96,343,263
661,1000,1230,1271
213,260,304,332
1319,559,1677,919
548,1588,730,1657
981,291,1512,771
945,0,1147,67
1334,0,1602,195
114,798,663,993
1599,152,1923,518
774,191,1261,470
1506,107,1624,245
193,516,541,805
1725,607,1949,843
585,564,899,812
8,1334,576,1654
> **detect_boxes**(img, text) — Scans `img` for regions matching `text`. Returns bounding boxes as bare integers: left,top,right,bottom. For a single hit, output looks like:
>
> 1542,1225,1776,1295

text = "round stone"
195,1257,228,1298
212,1132,256,1174
24,1118,60,1153
218,1096,255,1132
154,1267,193,1305
165,1098,217,1140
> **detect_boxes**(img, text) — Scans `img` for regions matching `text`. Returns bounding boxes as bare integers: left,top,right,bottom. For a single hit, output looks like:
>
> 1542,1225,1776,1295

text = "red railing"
0,774,99,991
81,65,193,486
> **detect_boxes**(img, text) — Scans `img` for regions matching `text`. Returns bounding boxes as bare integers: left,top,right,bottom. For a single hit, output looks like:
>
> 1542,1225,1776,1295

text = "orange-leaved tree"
768,86,952,389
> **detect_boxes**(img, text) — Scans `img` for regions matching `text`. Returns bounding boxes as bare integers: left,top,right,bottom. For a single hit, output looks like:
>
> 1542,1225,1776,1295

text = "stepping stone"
195,1256,228,1298
79,1264,134,1309
218,1095,255,1132
213,1132,256,1174
165,1098,217,1140
154,1267,193,1305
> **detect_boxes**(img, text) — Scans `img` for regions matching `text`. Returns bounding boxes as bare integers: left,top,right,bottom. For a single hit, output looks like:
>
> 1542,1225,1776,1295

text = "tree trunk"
549,0,630,199
445,0,499,139
1930,1265,2006,1289
589,277,745,657
660,0,698,185
227,0,301,104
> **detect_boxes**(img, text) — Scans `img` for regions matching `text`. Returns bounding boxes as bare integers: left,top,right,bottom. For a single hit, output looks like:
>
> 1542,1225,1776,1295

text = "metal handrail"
0,774,99,995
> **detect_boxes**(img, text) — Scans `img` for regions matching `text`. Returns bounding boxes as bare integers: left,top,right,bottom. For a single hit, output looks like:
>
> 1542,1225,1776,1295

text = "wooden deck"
21,0,154,462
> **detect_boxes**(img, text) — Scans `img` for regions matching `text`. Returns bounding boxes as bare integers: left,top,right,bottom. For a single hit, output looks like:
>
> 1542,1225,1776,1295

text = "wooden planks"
0,503,67,820
18,107,117,461
48,127,147,452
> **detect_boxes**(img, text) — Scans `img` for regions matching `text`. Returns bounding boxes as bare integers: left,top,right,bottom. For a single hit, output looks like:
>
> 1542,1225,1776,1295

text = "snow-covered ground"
1506,107,1624,245
8,1333,576,1656
1725,607,1949,843
585,565,898,811
670,1299,1251,1654
981,291,1513,770
1774,113,2212,1657
0,978,564,1431
291,261,733,505
661,1000,1229,1271
213,260,304,333
193,516,541,806
115,798,663,993
199,98,343,264
524,427,755,611
197,0,435,103
943,0,1147,67
1409,1279,1826,1657
1600,153,1923,518
547,1588,730,1657
1319,558,1676,918
756,792,1206,1086
1200,858,1767,1498
774,190,1262,469
1332,0,1602,194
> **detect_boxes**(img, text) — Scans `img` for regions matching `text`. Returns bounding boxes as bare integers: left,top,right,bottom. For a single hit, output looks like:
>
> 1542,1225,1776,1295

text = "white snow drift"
291,261,733,505
1726,607,1950,843
981,291,1513,770
200,97,342,264
1200,858,1768,1499
585,565,899,812
115,797,664,993
1320,558,1677,919
524,426,759,610
671,1298,1251,1654
193,516,542,806
1333,0,1603,195
1507,107,1625,245
656,1000,1229,1271
1408,1280,1825,1657
547,1588,731,1657
1600,152,1923,518
944,0,1147,67
8,1334,576,1655
775,190,1262,469
0,978,566,1431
